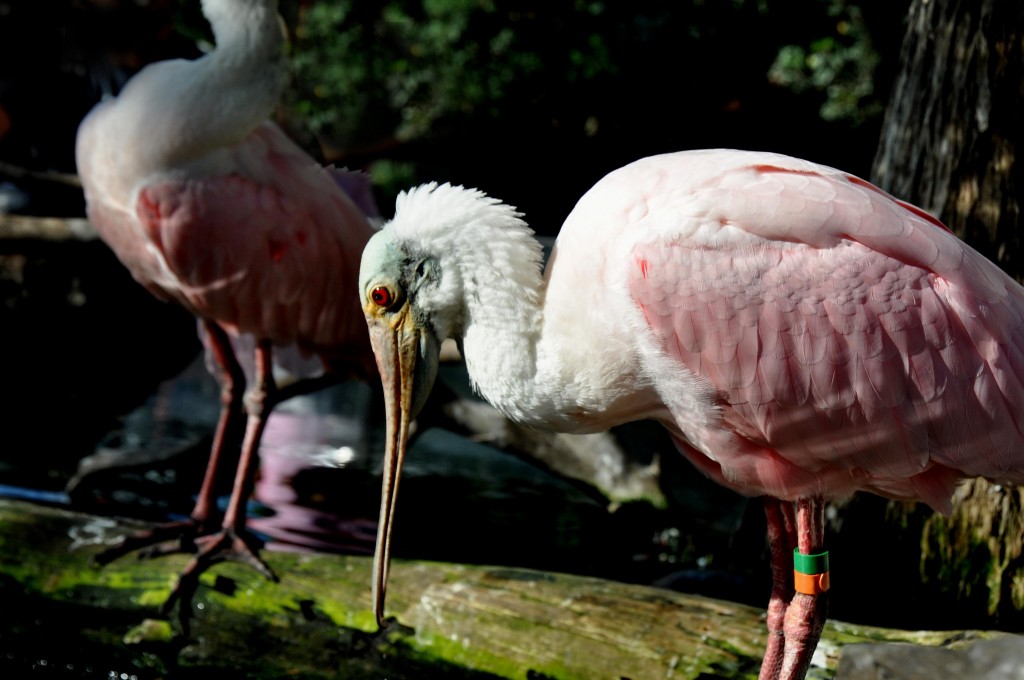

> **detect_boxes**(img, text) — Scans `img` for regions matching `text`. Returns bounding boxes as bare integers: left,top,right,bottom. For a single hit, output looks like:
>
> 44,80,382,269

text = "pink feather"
623,153,1024,513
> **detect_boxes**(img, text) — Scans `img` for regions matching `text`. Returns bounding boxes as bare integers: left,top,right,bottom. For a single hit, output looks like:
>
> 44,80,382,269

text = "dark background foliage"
1,0,911,234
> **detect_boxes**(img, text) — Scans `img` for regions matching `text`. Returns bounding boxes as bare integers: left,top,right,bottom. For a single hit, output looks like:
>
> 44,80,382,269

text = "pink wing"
628,160,1024,510
128,124,376,362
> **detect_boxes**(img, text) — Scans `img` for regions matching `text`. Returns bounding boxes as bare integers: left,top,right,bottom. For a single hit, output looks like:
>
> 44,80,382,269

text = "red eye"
371,286,392,307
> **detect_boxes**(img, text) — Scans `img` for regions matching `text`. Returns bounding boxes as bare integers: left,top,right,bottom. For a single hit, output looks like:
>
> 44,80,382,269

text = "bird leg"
188,321,247,528
93,321,246,565
163,338,280,632
759,498,797,680
778,497,829,680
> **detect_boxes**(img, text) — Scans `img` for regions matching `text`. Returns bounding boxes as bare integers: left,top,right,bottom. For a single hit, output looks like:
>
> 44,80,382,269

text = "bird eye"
370,286,393,308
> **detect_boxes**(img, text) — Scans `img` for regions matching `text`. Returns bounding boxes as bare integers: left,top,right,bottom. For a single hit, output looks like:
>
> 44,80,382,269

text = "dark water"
53,353,754,591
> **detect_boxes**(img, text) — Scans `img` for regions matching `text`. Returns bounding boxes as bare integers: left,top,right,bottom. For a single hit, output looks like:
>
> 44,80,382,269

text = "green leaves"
286,1,617,148
767,2,884,125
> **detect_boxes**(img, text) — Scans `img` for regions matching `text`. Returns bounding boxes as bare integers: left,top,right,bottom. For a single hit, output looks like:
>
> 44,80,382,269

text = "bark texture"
872,0,1022,279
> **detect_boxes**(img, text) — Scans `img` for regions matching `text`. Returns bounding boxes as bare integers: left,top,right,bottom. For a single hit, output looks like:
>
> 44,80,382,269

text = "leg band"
793,548,830,595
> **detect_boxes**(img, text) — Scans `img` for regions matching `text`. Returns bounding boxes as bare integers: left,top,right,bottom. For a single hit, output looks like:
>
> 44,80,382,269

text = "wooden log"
0,212,97,241
0,499,1003,679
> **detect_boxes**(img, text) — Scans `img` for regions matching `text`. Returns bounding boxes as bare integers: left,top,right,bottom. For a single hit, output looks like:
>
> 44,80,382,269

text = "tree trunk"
871,0,1023,278
870,0,1024,627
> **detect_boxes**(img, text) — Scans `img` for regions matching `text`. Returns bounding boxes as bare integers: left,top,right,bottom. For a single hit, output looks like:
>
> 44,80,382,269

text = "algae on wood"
0,499,1001,679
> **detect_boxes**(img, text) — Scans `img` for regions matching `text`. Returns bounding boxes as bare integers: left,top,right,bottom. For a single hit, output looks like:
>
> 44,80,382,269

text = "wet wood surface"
0,499,1002,679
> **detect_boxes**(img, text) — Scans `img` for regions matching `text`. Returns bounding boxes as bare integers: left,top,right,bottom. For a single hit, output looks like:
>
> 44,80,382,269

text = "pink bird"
358,149,1024,680
74,0,376,618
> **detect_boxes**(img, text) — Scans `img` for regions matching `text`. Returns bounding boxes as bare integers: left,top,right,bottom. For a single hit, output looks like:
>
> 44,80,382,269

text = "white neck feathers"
388,184,554,422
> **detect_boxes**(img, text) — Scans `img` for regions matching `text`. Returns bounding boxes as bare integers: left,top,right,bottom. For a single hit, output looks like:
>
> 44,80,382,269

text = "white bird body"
361,148,1024,677
386,180,663,434
78,0,287,207
76,0,374,359
75,0,376,619
380,149,1024,511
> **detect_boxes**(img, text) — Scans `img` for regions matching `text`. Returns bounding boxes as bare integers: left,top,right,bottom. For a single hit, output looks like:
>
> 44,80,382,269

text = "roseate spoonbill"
358,149,1024,680
74,0,376,619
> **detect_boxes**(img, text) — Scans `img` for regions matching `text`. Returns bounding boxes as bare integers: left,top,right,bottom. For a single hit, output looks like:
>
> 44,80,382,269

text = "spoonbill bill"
358,149,1024,680
74,0,377,620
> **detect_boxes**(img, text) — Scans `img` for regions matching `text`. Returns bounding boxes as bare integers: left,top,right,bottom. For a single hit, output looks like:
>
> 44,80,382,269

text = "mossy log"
0,499,1000,679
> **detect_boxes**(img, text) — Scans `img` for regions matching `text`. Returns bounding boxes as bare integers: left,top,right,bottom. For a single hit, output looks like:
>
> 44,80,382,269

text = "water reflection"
57,354,685,583
250,386,378,555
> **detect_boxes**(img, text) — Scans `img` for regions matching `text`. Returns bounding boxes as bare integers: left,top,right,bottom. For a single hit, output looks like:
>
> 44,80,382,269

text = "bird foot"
162,527,279,635
92,518,214,566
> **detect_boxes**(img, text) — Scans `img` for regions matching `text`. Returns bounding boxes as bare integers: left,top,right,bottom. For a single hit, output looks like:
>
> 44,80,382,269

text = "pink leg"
93,321,245,564
221,337,276,543
191,327,339,527
760,498,797,680
190,321,246,523
164,339,280,631
779,497,828,680
92,325,346,632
